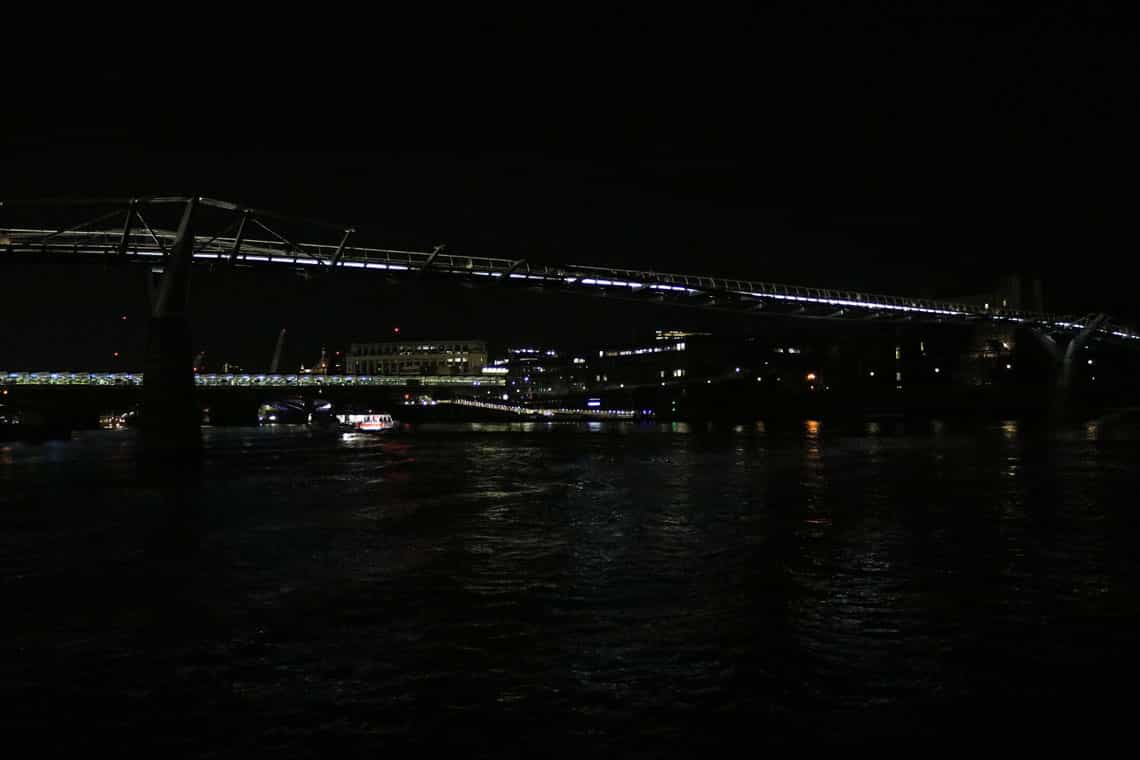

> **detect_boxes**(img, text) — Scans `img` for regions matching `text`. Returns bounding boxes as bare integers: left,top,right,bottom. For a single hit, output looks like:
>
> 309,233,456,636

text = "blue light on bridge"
6,215,1140,343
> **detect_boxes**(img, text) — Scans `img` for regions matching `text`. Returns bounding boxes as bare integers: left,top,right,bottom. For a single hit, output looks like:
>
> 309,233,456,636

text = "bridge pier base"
139,315,201,480
1028,314,1108,424
138,198,202,481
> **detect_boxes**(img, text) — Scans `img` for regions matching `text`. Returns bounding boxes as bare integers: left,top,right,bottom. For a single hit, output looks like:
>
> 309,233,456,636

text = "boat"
1,404,71,443
335,413,397,433
258,398,334,426
98,404,208,429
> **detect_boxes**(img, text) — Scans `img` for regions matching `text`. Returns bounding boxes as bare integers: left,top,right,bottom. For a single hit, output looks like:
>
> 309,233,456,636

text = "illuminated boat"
258,398,334,425
99,405,207,429
335,413,396,432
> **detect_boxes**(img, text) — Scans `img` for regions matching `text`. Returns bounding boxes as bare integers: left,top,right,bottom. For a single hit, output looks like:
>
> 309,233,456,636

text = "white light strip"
14,231,1140,339
739,291,964,316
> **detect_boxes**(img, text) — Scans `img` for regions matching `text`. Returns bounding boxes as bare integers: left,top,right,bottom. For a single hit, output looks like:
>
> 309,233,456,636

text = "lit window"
673,368,685,377
895,346,901,360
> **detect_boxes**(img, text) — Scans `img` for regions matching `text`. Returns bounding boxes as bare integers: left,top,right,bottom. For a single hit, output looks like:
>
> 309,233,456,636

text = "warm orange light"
805,372,817,382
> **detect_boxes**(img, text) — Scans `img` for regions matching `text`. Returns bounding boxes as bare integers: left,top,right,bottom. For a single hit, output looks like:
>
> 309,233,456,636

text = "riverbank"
2,382,1135,432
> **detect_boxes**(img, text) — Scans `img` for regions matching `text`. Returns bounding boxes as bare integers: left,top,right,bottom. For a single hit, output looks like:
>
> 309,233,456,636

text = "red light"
113,352,120,358
393,327,400,334
120,315,127,321
403,393,410,400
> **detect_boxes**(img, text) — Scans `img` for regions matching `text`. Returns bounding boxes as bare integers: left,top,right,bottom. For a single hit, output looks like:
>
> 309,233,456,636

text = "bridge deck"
4,195,1137,343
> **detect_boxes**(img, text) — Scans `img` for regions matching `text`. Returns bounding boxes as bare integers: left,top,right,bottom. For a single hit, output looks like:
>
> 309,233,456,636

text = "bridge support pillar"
1029,314,1108,423
139,198,201,478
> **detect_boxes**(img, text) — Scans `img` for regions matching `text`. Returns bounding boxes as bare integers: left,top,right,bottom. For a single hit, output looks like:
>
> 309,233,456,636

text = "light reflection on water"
1,420,1139,750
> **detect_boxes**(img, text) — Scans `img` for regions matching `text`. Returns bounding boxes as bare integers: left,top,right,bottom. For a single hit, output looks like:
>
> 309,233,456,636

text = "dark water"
3,420,1139,754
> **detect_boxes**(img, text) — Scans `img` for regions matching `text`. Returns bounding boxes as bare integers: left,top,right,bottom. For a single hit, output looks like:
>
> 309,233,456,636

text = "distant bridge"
4,195,1138,342
0,371,504,388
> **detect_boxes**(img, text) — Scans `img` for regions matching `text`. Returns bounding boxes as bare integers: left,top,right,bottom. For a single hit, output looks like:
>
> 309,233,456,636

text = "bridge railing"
4,226,1138,343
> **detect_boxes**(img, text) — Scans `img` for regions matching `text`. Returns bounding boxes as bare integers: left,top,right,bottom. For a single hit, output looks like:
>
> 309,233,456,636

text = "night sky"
3,9,1134,370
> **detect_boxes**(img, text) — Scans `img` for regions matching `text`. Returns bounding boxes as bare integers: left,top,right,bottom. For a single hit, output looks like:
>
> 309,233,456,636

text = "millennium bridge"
3,195,1136,452
3,195,1137,340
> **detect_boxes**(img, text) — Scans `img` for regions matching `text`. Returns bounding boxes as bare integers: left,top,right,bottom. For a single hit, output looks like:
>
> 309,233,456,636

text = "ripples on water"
2,420,1138,754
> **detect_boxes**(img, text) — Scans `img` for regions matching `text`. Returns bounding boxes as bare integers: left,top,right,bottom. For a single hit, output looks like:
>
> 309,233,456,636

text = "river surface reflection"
2,420,1138,753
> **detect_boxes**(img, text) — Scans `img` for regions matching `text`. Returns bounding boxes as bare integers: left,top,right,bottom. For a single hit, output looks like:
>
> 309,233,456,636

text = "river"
2,419,1138,754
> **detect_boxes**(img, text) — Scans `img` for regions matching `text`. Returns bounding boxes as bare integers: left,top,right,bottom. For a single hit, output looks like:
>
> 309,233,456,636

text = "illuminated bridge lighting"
0,372,506,388
739,291,965,316
5,205,1139,343
440,399,645,418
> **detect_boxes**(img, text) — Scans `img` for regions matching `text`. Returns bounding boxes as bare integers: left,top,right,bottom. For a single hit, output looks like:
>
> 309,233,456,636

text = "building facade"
348,339,488,376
